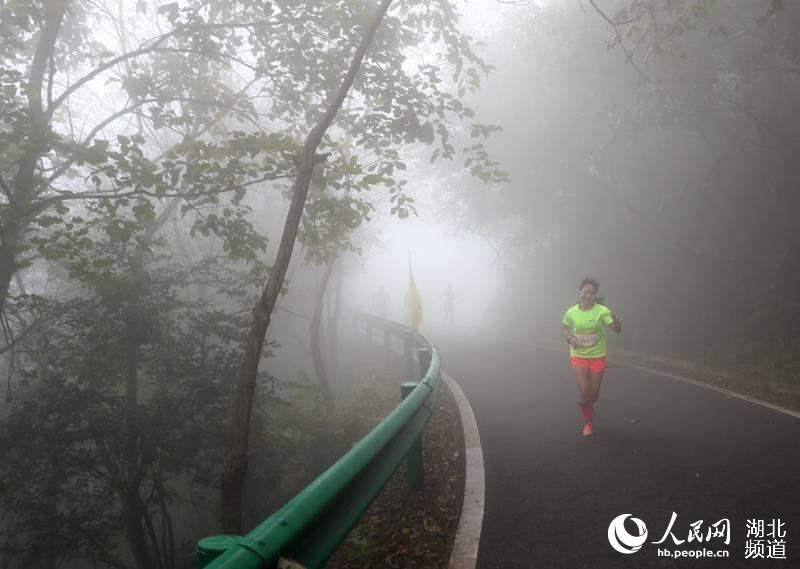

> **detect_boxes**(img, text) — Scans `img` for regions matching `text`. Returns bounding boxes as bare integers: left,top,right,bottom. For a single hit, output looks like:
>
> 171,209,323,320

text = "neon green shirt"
562,303,615,358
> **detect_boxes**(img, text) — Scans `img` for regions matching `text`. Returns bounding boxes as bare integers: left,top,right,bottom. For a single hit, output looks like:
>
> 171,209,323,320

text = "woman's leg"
571,364,594,428
571,364,592,403
588,370,605,404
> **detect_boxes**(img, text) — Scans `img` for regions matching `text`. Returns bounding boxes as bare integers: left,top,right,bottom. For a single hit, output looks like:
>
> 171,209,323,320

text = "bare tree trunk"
119,198,181,569
0,0,67,313
121,252,154,569
219,0,395,535
123,482,156,569
311,260,336,418
0,224,22,314
328,263,343,378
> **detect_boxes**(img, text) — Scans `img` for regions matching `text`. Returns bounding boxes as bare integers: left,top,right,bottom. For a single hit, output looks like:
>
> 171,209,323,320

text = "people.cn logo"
607,514,649,554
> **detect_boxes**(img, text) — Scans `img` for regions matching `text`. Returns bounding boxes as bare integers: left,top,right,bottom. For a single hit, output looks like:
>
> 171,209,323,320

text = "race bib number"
575,332,599,347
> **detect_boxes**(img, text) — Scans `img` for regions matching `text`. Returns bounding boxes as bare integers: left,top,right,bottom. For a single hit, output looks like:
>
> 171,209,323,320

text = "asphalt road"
438,336,800,568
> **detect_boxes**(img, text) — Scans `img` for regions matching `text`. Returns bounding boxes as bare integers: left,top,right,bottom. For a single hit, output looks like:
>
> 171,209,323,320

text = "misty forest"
1,0,799,568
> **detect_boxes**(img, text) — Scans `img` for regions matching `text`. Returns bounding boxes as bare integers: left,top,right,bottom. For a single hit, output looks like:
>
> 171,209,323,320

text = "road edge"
442,371,486,569
524,341,800,421
608,357,800,420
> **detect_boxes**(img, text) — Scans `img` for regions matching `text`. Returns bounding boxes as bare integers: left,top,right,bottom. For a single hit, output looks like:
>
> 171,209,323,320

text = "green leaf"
35,215,61,228
362,174,385,185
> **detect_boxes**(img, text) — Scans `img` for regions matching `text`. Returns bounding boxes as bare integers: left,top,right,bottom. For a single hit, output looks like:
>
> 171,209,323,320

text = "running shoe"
582,422,594,437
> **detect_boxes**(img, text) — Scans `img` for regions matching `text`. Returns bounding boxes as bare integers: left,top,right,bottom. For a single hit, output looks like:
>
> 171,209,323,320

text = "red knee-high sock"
579,403,594,423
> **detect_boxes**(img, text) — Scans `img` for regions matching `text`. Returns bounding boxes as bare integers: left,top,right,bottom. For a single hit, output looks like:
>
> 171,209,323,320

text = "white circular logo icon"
608,514,648,554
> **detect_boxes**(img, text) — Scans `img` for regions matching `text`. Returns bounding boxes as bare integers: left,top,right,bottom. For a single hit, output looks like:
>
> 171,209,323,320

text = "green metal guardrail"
197,310,441,569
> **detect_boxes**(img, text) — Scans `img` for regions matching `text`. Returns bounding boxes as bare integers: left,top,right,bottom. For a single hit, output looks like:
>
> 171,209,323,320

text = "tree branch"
45,88,261,190
714,91,799,154
0,300,78,355
33,172,291,217
46,16,284,119
45,98,157,187
0,174,12,203
150,47,260,73
587,0,655,83
47,32,175,119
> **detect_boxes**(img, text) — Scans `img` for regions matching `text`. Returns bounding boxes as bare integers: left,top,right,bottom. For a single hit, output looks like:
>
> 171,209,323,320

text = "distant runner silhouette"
372,285,389,318
442,283,457,327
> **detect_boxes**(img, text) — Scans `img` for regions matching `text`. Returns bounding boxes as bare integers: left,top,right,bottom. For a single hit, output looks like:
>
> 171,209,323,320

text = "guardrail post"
403,331,414,379
400,382,424,491
417,348,431,379
196,535,240,568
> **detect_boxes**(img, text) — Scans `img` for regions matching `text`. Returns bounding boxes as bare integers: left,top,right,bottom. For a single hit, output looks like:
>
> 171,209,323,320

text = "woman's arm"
562,323,577,346
608,306,622,334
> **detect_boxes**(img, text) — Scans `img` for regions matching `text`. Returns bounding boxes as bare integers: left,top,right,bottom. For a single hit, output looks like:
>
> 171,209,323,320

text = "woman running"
561,277,622,436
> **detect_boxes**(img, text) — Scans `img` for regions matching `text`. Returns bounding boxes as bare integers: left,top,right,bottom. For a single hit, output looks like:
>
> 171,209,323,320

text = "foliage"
0,220,260,566
0,0,505,301
453,0,800,364
0,0,505,565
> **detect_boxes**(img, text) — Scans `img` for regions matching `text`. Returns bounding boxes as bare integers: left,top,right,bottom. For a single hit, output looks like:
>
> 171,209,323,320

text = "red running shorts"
570,356,607,372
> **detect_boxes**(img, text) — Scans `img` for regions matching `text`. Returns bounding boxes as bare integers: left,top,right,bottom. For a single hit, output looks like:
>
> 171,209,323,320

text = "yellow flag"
408,260,423,331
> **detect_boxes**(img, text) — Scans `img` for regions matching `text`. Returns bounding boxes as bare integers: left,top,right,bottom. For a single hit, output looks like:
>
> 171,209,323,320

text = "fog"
348,0,800,363
346,199,501,331
2,0,799,566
